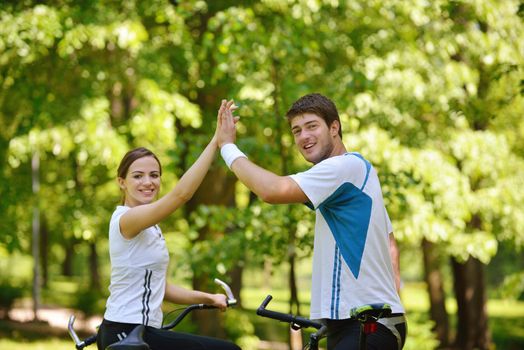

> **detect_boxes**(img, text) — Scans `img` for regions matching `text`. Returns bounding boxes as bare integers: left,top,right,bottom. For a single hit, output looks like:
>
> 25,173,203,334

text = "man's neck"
330,140,347,158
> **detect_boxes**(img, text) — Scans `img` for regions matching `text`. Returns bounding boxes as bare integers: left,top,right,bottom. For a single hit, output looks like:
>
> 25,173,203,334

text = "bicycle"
67,278,237,350
256,294,392,350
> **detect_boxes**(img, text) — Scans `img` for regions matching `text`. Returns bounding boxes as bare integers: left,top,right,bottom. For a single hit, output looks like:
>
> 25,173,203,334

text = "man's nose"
298,130,311,142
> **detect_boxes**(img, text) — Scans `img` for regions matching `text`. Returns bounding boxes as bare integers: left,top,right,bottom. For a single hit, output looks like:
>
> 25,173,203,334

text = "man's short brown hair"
285,93,342,137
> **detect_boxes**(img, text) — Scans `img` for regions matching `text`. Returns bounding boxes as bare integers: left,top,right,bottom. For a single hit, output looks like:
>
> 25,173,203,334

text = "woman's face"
118,156,161,207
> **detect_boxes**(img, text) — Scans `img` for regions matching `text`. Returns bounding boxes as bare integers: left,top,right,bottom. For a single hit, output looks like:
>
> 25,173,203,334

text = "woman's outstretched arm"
119,100,234,238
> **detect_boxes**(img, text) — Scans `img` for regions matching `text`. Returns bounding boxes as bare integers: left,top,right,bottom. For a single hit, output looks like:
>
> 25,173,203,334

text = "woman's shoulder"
109,206,132,241
110,205,130,223
112,205,129,215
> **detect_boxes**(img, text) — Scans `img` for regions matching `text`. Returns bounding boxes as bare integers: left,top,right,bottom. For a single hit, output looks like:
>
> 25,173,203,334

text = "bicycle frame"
68,278,237,350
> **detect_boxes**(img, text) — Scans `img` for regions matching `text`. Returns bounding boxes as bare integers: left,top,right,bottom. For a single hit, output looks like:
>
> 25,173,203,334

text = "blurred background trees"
1,1,523,349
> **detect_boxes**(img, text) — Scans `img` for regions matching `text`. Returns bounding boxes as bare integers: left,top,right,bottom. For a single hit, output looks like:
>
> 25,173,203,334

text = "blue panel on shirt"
318,182,372,279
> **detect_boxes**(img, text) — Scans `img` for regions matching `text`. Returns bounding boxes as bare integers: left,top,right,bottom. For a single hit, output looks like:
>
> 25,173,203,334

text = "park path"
9,304,102,334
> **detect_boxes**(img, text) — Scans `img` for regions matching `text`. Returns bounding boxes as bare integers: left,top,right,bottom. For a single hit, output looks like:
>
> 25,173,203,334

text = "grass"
0,339,72,350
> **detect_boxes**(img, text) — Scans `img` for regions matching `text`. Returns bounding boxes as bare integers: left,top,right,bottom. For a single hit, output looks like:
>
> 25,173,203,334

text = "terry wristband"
220,143,247,169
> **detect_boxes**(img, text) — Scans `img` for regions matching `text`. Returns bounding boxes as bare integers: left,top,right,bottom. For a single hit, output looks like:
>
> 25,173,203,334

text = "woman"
97,101,240,350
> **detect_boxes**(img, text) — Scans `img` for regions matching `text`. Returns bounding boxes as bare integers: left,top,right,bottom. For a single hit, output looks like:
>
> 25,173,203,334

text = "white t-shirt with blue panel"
289,152,404,320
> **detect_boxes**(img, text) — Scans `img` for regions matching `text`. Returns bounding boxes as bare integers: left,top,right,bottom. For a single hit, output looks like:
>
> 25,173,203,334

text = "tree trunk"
62,240,75,276
288,231,301,349
288,250,300,314
32,150,41,321
40,214,49,289
229,264,243,308
0,137,8,175
422,239,449,348
451,256,491,350
89,242,101,291
188,166,237,338
288,224,300,316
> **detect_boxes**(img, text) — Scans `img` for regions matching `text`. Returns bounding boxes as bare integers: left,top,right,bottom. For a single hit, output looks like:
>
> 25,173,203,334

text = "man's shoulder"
313,152,368,169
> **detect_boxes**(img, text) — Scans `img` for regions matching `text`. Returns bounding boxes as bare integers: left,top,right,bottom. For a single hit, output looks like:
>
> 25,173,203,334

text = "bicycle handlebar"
161,278,237,330
256,295,323,330
68,278,237,349
68,315,98,349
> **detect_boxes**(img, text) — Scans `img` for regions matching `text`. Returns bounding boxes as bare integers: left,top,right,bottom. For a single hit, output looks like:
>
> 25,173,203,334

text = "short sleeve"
289,155,367,209
109,205,131,241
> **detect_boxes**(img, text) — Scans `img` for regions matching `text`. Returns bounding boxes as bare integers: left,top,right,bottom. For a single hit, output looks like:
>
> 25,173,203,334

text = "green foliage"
223,309,260,350
499,272,524,300
177,203,314,278
73,287,104,317
0,280,25,319
402,313,440,350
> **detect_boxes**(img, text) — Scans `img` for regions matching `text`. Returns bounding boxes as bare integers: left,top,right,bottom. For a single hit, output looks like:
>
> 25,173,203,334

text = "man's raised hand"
217,99,239,147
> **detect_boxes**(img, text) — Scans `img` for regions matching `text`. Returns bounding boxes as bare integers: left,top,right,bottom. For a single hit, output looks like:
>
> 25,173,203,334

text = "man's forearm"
389,233,401,294
230,157,286,203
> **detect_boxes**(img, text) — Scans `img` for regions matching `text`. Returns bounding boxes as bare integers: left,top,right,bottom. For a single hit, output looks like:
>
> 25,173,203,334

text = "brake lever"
214,278,237,306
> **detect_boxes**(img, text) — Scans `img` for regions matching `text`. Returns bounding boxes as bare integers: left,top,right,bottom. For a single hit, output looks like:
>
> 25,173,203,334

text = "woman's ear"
117,177,126,190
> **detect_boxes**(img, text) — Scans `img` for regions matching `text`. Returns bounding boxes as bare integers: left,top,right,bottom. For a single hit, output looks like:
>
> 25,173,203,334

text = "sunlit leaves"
0,5,62,65
58,20,148,57
449,130,509,185
75,98,128,168
449,232,498,264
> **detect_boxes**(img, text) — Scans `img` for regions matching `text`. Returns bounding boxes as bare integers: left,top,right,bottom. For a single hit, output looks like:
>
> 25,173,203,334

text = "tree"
1,2,523,348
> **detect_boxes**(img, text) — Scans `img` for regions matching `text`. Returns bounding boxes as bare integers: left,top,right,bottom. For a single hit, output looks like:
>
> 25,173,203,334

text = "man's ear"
330,120,341,137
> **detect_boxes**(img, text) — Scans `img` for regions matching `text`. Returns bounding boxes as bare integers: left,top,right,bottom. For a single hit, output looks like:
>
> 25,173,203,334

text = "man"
217,94,407,349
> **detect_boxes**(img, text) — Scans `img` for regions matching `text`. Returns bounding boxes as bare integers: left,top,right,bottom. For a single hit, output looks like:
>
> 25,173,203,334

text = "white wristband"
220,143,247,169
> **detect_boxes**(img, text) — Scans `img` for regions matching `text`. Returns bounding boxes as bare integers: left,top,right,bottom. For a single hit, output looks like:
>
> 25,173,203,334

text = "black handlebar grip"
84,334,97,345
258,295,273,311
76,334,97,349
256,294,323,330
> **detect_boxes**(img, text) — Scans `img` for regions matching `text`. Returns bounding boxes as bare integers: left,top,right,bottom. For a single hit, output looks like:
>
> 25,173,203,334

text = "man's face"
290,113,339,164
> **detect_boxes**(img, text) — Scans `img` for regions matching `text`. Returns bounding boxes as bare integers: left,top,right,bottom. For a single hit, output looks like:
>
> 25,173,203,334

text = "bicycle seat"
350,303,392,321
106,324,150,350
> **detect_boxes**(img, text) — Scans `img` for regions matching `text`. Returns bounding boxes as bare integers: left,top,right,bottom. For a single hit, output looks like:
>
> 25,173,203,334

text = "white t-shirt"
103,206,170,328
290,152,404,320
